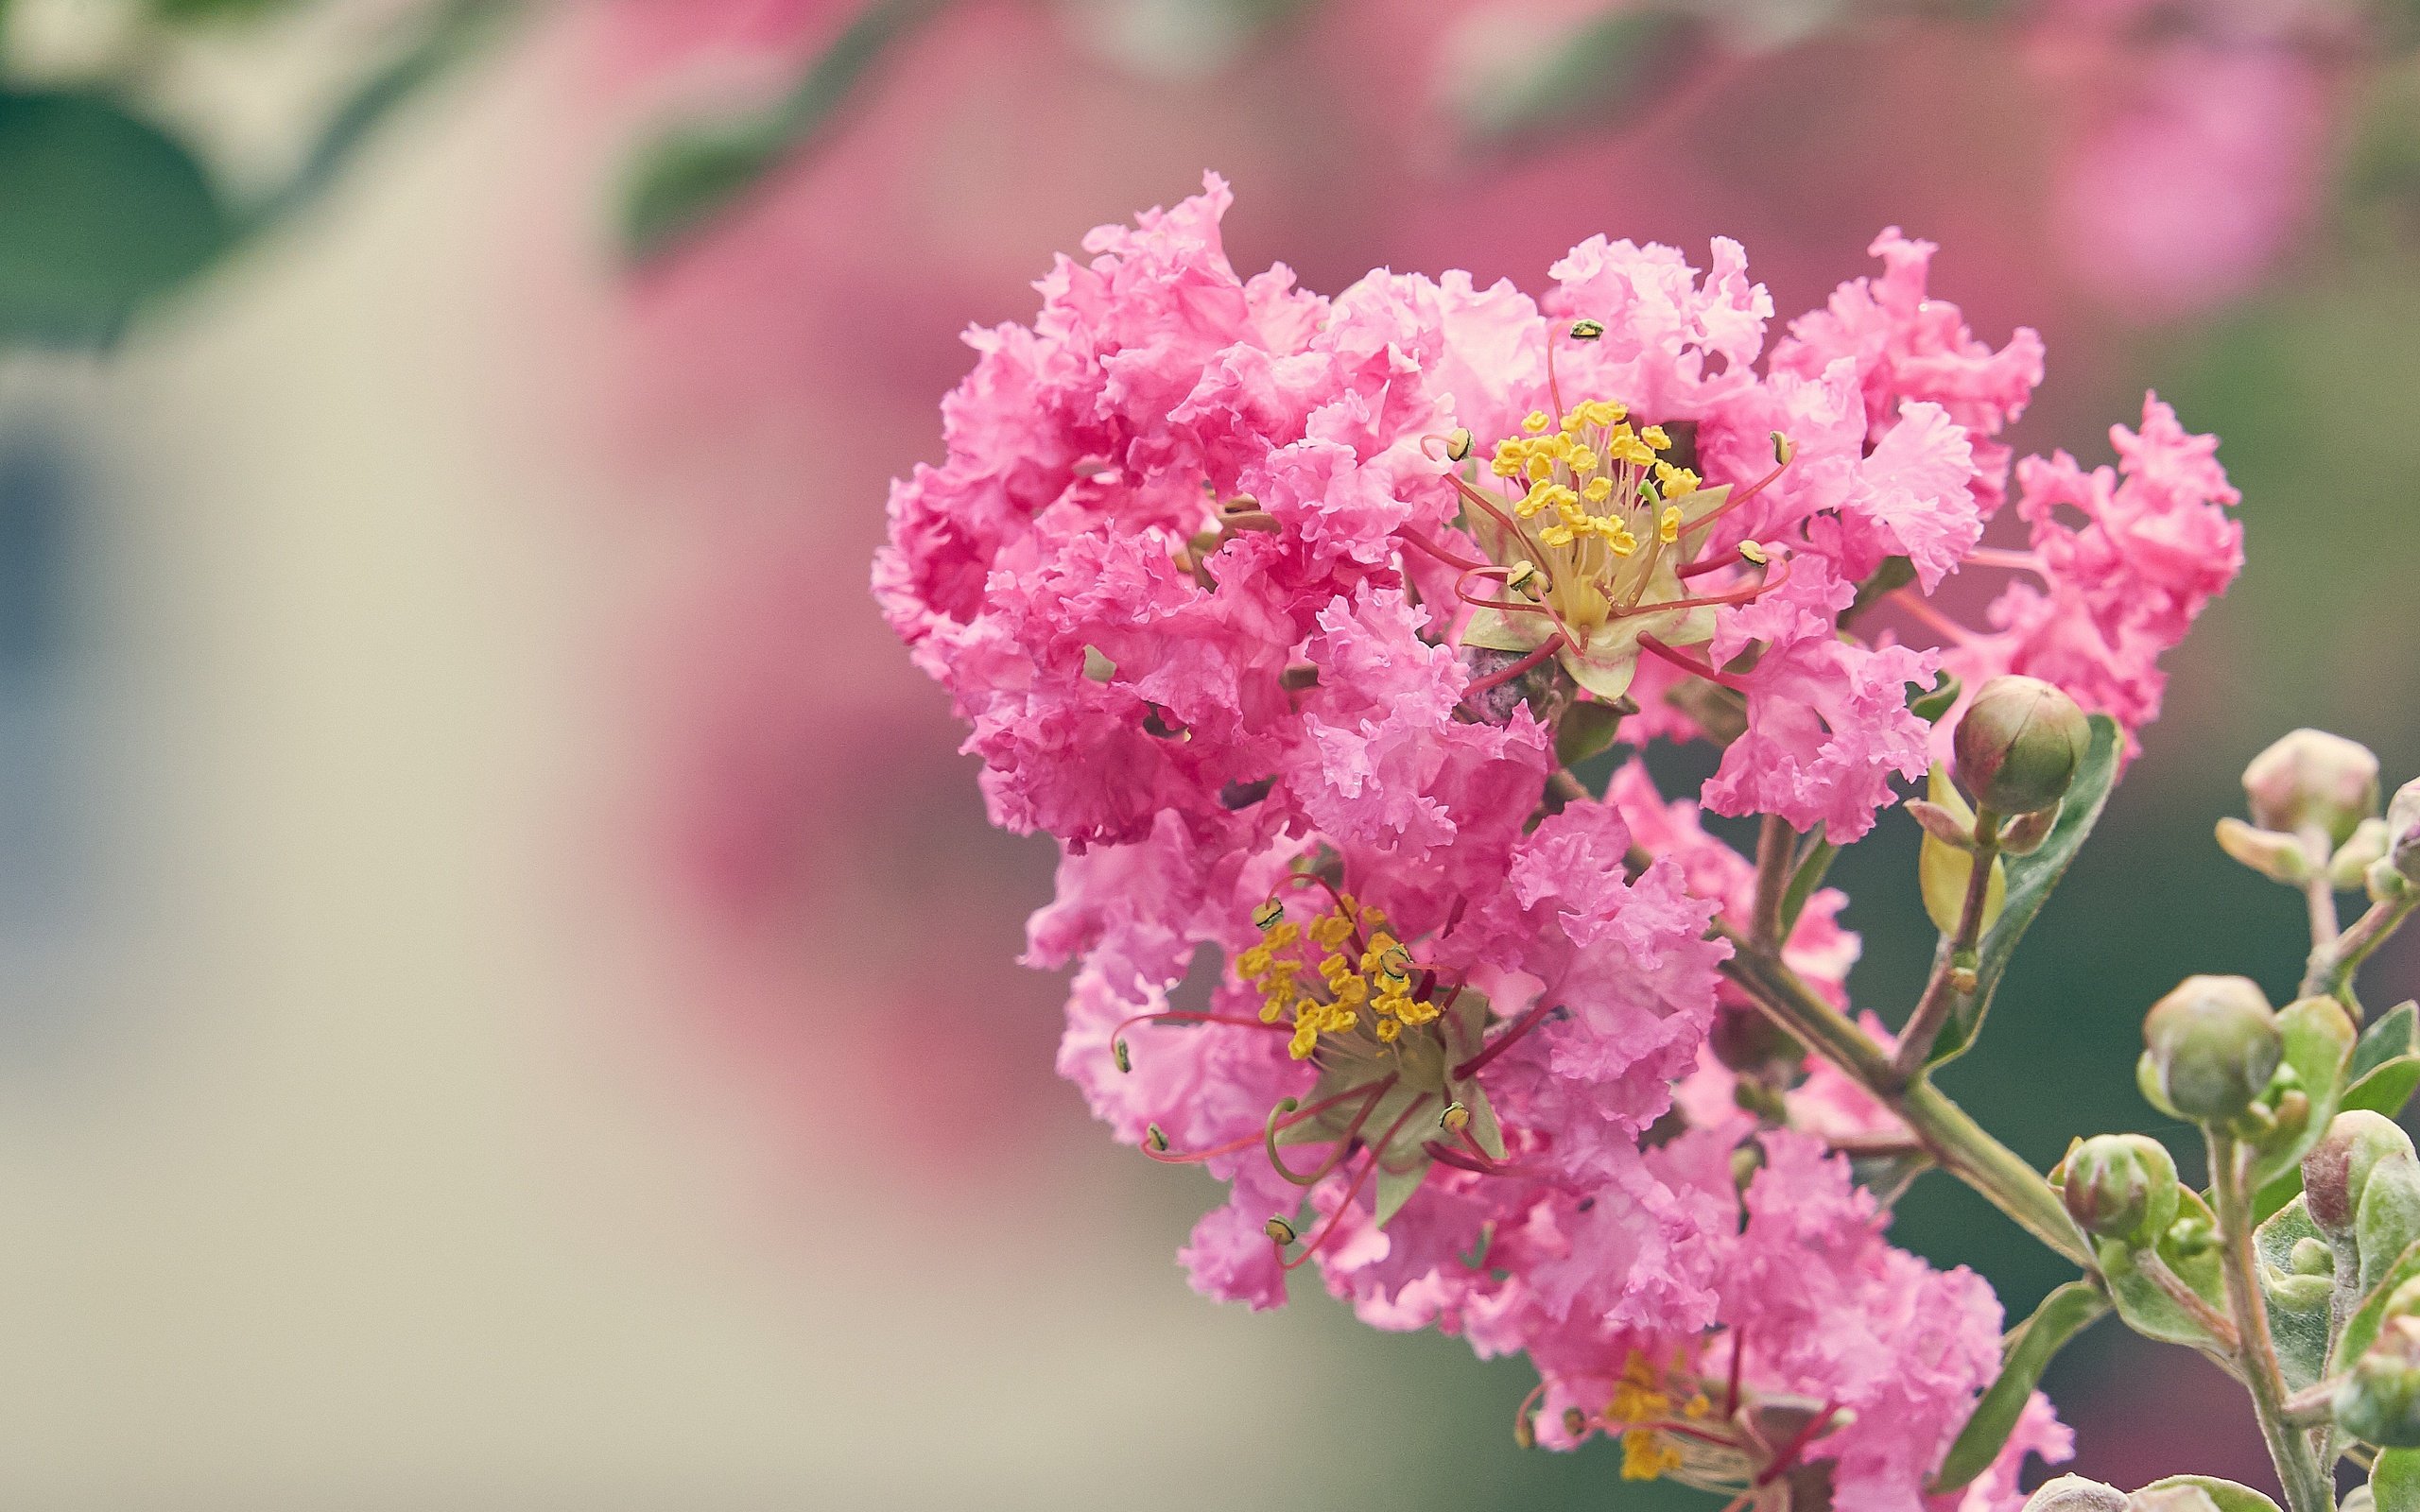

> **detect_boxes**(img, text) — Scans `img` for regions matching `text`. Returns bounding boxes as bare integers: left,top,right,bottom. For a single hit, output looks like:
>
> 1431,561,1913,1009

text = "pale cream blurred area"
0,21,1384,1509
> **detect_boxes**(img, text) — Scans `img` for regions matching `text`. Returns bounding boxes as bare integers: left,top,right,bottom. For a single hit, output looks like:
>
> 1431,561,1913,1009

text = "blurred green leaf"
2377,1448,2420,1512
1929,715,2123,1065
245,0,519,234
1459,9,1705,146
0,89,231,348
145,0,313,24
1931,1280,2107,1493
620,0,945,264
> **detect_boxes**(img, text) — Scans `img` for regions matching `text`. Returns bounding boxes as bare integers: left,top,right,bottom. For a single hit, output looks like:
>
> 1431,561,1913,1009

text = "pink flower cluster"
876,177,2234,1503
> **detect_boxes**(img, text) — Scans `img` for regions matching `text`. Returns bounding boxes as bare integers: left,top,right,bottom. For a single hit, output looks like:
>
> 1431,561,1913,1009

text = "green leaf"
2358,1003,2420,1082
1919,765,2005,936
0,90,232,347
622,0,942,262
1373,1151,1431,1228
2254,1196,2336,1388
1931,1280,2108,1493
144,0,310,23
2338,1226,2420,1369
1459,605,1553,655
2375,1448,2420,1512
1458,9,1706,146
1928,714,2123,1065
2350,1058,2420,1120
2139,1477,2284,1512
2099,1185,2229,1347
246,0,518,234
2249,996,2358,1194
1777,829,1837,936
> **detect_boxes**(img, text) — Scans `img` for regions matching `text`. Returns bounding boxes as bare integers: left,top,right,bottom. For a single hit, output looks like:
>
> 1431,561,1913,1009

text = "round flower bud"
1952,676,2091,816
2337,1315,2420,1449
2019,1476,2130,1512
2306,1110,2419,1241
2243,729,2380,848
2062,1133,2180,1246
2141,976,2282,1125
2390,777,2420,885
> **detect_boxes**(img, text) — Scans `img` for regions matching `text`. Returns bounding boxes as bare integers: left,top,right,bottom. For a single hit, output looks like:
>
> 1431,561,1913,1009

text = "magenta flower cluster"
874,176,2240,1508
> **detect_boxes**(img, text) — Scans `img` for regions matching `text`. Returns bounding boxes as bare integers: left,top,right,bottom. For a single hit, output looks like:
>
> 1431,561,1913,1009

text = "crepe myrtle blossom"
874,177,2259,1501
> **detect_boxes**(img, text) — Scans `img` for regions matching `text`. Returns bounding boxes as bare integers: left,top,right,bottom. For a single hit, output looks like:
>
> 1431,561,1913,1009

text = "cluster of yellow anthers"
1236,891,1437,1060
1490,400,1701,556
1607,1351,1711,1483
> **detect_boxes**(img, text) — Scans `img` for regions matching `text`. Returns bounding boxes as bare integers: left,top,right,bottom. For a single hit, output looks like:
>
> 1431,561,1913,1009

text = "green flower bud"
1952,676,2092,816
2243,729,2379,848
2337,1315,2420,1448
2019,1476,2129,1512
2062,1133,2180,1246
2305,1110,2418,1241
2289,1236,2336,1275
2141,976,2282,1125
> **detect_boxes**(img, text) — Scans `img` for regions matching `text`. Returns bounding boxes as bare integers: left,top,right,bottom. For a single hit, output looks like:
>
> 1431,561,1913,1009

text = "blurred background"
2,0,2417,1505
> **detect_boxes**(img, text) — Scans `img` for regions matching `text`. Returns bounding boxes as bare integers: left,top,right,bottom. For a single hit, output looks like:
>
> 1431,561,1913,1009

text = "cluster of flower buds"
2216,730,2420,902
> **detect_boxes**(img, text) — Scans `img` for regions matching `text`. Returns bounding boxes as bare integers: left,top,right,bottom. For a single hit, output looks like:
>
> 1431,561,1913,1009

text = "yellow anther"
1522,410,1550,434
1654,460,1699,496
1772,430,1794,466
1252,899,1286,932
1236,944,1275,979
1264,1216,1298,1246
1525,454,1555,482
1569,318,1606,340
1440,1101,1472,1133
1639,424,1671,451
1374,1018,1402,1043
1310,911,1354,950
1288,1023,1318,1059
1146,1124,1168,1152
1490,451,1525,479
1620,1429,1684,1482
1683,1393,1712,1419
1659,505,1682,545
1738,541,1769,566
1505,559,1539,593
1565,448,1599,476
1582,477,1615,505
1444,427,1473,462
1539,523,1576,548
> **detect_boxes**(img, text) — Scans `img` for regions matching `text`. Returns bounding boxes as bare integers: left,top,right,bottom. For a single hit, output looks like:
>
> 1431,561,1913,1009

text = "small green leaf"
2250,996,2358,1194
1909,668,1962,725
2255,1196,2336,1387
1459,9,1707,146
1929,714,2123,1065
2339,1228,2420,1369
1919,765,2006,936
1777,829,1837,936
2357,1003,2420,1082
0,90,232,347
2350,1058,2420,1120
621,0,942,262
2376,1447,2420,1512
247,0,518,234
2099,1185,2229,1347
2138,1477,2284,1512
1931,1280,2108,1493
144,0,310,22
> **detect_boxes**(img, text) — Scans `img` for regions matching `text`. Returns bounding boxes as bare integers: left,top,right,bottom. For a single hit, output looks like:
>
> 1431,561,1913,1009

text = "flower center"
1238,888,1437,1060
